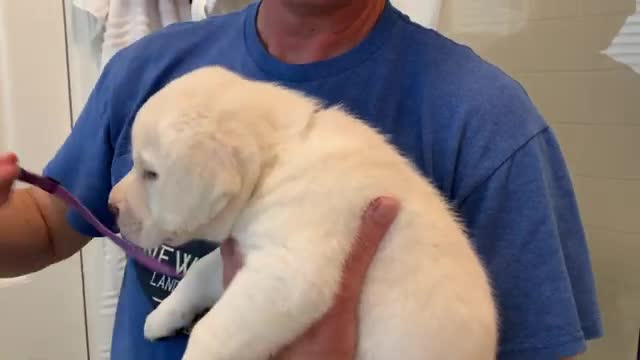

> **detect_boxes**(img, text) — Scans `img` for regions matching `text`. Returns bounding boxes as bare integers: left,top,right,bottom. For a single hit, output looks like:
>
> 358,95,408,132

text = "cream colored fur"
108,66,498,360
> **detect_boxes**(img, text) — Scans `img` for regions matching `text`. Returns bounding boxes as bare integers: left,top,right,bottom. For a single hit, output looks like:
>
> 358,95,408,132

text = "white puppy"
109,66,497,360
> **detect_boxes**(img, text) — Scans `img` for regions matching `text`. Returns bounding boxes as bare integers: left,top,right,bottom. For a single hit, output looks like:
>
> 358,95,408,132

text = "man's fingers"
274,197,400,360
0,153,18,165
0,152,19,187
341,196,400,293
0,155,19,205
220,238,243,288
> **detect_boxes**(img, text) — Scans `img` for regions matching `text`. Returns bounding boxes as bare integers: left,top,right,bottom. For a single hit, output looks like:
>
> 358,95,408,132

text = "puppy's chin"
122,225,170,250
118,217,200,249
135,225,194,249
116,224,144,247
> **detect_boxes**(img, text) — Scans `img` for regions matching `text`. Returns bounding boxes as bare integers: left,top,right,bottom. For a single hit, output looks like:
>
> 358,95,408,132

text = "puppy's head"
108,66,319,249
108,67,251,249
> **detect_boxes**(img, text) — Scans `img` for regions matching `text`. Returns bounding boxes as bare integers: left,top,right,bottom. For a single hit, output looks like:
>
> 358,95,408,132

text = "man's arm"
458,128,601,359
0,39,140,278
0,155,89,277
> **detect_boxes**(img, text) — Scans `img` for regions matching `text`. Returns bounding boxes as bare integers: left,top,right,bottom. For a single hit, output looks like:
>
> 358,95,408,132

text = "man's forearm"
0,187,88,277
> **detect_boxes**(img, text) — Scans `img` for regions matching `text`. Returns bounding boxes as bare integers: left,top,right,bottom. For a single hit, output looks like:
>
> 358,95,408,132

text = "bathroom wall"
439,0,640,358
1,1,637,359
0,2,88,359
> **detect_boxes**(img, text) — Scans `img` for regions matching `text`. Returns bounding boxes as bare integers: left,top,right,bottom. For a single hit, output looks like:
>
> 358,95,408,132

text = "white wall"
0,2,88,360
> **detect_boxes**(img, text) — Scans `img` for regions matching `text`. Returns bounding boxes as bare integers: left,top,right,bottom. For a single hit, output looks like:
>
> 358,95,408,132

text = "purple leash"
17,167,182,279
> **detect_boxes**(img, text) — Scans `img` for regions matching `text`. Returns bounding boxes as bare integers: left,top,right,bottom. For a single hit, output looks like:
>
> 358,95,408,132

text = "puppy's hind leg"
145,248,224,340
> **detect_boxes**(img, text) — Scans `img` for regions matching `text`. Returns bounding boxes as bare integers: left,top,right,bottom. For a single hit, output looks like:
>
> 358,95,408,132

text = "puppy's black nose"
108,203,120,218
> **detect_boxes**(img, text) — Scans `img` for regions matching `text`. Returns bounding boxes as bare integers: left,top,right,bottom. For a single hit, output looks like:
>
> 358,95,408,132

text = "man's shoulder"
389,19,550,196
393,17,546,135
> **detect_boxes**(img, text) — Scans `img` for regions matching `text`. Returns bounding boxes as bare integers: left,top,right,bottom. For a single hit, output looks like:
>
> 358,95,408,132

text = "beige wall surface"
439,1,640,358
0,0,638,359
0,2,88,360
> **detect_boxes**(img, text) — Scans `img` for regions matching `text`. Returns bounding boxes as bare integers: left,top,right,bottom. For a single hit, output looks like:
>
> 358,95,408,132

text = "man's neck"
256,0,385,64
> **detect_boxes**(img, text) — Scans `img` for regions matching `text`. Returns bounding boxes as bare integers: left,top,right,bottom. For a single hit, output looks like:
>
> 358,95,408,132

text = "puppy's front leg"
145,248,225,340
182,249,341,360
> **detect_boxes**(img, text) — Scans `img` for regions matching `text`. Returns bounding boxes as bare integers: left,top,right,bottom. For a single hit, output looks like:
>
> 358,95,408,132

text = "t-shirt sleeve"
43,57,124,238
458,127,603,359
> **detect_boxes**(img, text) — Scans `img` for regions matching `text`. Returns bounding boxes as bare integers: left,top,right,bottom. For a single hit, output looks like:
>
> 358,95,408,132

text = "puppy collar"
18,167,182,278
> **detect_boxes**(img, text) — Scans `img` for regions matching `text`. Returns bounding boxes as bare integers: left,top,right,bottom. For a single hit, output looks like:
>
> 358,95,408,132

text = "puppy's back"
210,70,499,359
261,104,498,359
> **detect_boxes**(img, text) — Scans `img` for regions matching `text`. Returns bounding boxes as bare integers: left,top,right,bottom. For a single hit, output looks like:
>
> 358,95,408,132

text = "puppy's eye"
142,169,158,181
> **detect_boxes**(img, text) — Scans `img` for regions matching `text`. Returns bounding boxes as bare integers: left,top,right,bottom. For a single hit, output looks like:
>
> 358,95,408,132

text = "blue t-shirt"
44,2,602,359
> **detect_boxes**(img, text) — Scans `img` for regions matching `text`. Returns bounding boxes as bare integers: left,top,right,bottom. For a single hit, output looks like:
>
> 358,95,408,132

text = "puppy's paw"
144,305,193,340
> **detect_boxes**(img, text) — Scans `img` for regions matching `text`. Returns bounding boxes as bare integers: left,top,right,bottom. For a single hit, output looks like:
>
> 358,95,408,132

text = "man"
0,0,601,359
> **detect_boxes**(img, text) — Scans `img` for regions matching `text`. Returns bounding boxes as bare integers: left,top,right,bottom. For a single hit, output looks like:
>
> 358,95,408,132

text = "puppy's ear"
261,85,320,138
150,135,241,237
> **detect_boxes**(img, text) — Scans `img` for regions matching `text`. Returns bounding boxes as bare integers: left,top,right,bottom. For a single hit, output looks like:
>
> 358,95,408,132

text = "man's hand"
0,153,89,277
0,153,19,205
220,196,400,360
